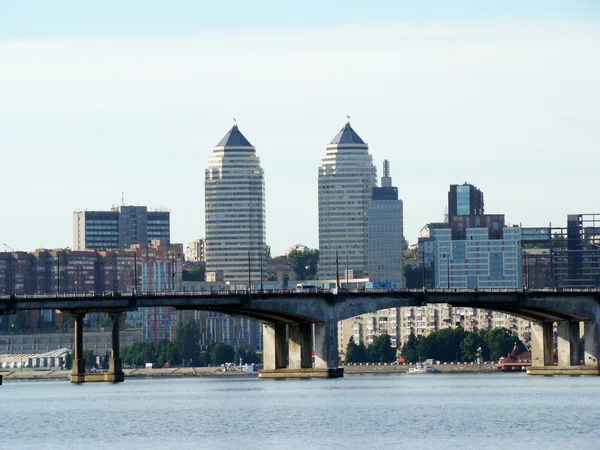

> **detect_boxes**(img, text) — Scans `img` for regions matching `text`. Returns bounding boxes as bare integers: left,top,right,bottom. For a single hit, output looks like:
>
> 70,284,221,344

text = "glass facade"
456,185,471,216
434,227,522,288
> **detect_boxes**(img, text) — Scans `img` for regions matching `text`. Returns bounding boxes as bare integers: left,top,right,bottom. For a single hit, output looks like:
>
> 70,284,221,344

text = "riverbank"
1,363,502,382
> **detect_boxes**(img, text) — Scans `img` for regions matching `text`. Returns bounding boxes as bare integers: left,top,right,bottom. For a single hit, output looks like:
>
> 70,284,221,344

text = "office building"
434,226,522,289
204,124,266,285
368,160,403,288
186,239,205,263
73,206,170,250
448,182,484,217
318,122,376,280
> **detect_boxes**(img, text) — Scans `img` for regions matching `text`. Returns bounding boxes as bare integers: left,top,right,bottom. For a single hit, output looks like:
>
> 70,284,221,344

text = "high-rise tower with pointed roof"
318,122,377,281
205,124,266,286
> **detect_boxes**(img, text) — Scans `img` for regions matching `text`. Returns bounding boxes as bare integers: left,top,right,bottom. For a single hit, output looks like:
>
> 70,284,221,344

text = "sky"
1,1,599,256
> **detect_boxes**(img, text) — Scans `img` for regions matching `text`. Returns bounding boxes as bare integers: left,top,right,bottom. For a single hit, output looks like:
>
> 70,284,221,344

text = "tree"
368,334,396,363
235,347,260,365
287,249,319,280
183,263,206,282
175,321,201,366
9,311,30,332
344,336,358,363
210,342,235,365
400,332,420,363
64,352,73,370
344,336,371,363
460,331,484,362
417,327,466,362
484,328,526,361
83,349,97,369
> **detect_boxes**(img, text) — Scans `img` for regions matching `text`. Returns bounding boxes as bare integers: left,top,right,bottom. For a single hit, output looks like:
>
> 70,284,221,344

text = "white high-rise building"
318,122,376,281
205,125,266,285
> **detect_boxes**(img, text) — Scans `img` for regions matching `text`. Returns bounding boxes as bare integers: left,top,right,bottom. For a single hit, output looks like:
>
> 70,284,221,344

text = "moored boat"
407,363,440,374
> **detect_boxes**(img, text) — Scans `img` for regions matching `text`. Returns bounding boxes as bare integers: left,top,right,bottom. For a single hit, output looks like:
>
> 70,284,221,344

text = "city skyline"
1,3,599,256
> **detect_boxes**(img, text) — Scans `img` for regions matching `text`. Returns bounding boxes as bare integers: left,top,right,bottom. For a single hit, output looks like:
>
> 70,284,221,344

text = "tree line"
344,327,526,364
400,327,526,363
119,321,261,368
345,334,397,363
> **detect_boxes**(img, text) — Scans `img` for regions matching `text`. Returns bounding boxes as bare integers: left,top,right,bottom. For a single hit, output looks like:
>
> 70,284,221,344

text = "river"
3,373,600,449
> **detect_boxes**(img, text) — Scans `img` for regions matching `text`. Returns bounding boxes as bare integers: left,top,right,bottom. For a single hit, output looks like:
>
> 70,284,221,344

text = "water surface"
3,373,600,449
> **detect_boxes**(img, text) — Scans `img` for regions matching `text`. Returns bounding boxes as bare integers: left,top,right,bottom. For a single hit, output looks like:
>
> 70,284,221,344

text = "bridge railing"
2,287,600,301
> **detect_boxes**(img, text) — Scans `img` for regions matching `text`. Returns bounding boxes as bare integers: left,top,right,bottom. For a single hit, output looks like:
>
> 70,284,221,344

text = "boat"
407,363,440,374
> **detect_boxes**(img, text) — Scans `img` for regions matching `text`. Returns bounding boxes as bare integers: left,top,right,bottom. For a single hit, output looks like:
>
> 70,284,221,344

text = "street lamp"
446,244,459,289
4,243,16,296
335,248,340,289
446,253,450,289
247,248,251,294
346,243,357,288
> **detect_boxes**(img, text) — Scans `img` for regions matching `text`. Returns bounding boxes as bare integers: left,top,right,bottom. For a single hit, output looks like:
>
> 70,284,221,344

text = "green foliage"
209,342,235,365
175,321,201,366
121,340,182,367
64,352,73,370
400,332,420,363
83,349,97,369
183,263,206,282
234,347,260,365
287,249,319,280
483,328,526,361
368,334,397,363
345,335,395,363
409,327,527,363
98,314,113,329
460,331,485,362
9,311,30,332
417,327,466,363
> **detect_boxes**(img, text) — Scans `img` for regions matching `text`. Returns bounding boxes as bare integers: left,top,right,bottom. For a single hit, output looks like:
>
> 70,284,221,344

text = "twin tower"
204,122,403,287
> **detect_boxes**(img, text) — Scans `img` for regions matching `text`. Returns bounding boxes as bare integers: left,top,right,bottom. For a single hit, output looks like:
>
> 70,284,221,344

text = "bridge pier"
262,323,287,370
259,320,343,379
288,323,312,369
70,312,124,383
531,321,554,367
70,313,86,383
584,320,599,366
528,319,600,376
557,321,580,367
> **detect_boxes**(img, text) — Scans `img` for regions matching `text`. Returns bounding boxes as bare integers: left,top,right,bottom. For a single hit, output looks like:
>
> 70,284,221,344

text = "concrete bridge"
1,288,599,382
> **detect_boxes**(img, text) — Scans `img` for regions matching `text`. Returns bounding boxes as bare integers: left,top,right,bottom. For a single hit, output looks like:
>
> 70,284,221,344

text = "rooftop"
216,124,253,147
329,122,366,145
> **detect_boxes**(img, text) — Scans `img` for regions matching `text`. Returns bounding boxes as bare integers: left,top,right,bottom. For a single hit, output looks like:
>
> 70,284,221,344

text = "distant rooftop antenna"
381,159,392,187
234,117,237,126
121,192,125,206
346,115,350,123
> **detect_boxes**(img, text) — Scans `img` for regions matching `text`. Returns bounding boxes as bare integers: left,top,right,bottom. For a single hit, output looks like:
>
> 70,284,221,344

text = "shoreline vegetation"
1,363,502,382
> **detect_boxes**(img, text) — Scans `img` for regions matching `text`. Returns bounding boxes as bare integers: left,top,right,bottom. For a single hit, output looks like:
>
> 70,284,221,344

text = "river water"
2,373,600,449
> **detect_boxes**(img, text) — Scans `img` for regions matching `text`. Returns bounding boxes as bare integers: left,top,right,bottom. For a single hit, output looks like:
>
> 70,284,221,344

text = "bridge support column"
557,321,580,367
70,313,86,384
262,323,287,370
106,313,124,382
531,321,553,367
584,321,599,367
313,320,342,377
288,323,312,369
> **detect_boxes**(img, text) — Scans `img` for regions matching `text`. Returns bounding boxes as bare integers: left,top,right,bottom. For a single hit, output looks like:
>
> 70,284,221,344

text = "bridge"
1,288,599,382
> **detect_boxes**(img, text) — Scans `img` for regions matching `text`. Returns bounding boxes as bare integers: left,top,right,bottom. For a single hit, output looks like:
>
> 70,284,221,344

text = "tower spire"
381,160,392,187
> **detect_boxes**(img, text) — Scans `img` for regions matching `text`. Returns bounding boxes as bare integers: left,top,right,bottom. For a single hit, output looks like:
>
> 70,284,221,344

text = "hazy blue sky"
1,2,599,255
